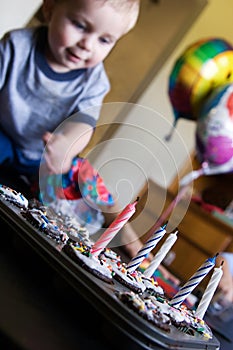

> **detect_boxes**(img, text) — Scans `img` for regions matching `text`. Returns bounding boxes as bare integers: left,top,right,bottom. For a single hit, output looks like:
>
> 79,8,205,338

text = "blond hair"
52,0,140,33
100,0,140,32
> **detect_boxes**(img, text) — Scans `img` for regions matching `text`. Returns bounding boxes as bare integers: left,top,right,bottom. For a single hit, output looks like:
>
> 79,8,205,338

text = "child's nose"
78,34,95,51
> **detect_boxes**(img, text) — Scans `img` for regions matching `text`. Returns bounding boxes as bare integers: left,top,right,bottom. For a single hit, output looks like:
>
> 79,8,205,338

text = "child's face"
44,0,130,72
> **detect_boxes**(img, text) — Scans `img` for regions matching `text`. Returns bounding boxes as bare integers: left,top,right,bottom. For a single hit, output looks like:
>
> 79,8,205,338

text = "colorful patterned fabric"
40,157,114,206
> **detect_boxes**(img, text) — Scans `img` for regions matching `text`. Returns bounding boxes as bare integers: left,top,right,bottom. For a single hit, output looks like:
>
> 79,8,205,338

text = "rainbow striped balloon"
168,38,233,125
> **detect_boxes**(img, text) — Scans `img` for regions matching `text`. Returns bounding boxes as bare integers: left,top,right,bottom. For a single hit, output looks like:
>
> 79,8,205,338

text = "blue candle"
170,254,217,308
126,223,167,273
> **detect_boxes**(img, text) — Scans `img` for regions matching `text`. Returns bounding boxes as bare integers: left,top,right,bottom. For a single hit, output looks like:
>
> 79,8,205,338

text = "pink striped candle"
170,254,217,308
126,223,167,273
90,199,138,257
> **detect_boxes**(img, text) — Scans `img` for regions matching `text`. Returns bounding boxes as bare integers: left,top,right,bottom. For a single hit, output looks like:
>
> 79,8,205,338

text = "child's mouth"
67,49,83,63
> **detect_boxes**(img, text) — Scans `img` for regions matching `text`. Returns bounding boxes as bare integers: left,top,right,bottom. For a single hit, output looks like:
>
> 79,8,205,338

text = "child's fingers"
42,131,53,145
43,151,57,174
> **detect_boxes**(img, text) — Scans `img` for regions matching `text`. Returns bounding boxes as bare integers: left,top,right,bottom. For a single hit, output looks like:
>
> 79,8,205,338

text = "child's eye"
72,20,86,31
99,37,112,45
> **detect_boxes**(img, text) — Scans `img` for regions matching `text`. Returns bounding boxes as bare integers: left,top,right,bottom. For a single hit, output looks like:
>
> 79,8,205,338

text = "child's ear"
42,0,55,23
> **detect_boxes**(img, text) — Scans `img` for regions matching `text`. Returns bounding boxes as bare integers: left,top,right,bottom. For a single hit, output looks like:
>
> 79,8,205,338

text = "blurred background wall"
1,0,233,206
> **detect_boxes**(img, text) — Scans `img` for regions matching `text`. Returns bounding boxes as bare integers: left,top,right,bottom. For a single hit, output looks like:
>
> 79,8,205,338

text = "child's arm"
42,121,93,174
216,254,233,302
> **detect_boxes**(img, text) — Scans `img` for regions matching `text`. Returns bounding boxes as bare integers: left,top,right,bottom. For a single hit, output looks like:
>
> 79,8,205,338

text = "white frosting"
23,208,48,228
70,246,112,280
112,264,146,292
102,248,121,262
142,276,164,295
0,184,28,208
22,208,69,243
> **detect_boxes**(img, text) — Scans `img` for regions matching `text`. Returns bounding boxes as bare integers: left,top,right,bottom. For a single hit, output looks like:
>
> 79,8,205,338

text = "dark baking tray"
0,197,220,350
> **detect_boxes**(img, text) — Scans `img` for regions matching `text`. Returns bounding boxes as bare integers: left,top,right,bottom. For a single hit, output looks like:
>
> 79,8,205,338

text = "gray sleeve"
76,64,110,126
70,112,97,128
0,32,12,89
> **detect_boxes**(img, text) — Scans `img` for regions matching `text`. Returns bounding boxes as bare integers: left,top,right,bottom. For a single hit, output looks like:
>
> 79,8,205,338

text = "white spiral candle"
170,255,217,308
90,199,137,257
126,223,167,273
195,262,223,319
143,230,178,278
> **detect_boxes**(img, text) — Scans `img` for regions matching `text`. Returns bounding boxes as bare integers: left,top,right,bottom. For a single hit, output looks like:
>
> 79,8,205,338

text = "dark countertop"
0,228,143,350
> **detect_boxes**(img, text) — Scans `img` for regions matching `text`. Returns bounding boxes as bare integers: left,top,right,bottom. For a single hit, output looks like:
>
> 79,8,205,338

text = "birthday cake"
0,184,28,209
111,260,146,293
29,198,89,230
117,290,171,332
100,248,163,295
21,207,69,244
63,241,113,283
0,184,217,345
20,198,91,246
141,275,164,296
117,291,213,338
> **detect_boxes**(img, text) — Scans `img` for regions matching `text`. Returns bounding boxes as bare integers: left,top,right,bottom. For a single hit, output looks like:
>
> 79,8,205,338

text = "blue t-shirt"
0,26,110,160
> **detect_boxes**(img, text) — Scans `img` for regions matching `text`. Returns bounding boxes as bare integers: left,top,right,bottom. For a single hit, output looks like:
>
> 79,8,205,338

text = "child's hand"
217,255,233,303
218,271,233,303
42,123,93,174
42,131,73,174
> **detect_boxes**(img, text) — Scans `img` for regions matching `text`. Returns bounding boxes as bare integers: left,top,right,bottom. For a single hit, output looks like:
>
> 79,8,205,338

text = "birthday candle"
90,199,138,257
143,230,178,278
126,223,167,273
170,255,217,308
195,262,223,319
